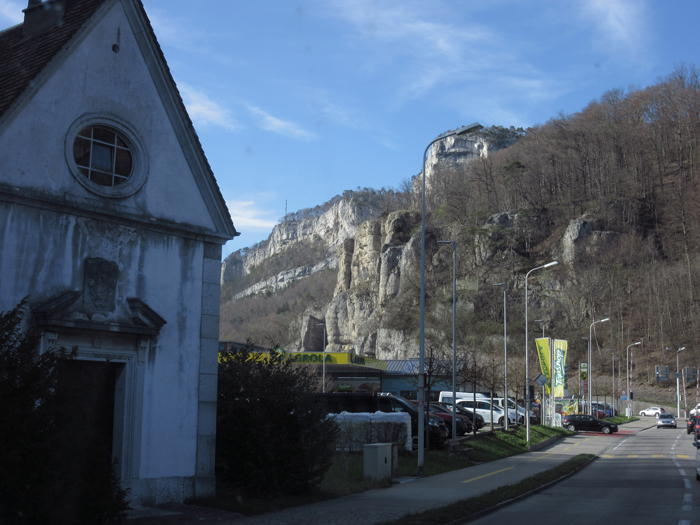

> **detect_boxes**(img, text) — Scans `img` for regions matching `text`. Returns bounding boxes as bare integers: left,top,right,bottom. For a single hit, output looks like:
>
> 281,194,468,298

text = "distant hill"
220,66,700,404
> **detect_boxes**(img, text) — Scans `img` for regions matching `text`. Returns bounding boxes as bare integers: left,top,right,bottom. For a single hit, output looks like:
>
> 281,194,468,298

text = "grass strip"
377,453,595,525
193,425,573,516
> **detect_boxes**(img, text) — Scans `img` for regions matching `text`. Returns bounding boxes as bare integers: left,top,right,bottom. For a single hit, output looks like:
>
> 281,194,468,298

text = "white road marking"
682,493,692,511
612,438,628,450
684,478,691,489
678,469,687,476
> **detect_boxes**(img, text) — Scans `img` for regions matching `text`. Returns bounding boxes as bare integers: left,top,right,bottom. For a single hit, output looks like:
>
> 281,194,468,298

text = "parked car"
429,403,473,434
639,406,665,417
591,403,614,418
657,413,677,429
690,404,700,417
437,402,485,430
561,414,618,434
492,396,536,424
455,399,516,426
411,401,472,435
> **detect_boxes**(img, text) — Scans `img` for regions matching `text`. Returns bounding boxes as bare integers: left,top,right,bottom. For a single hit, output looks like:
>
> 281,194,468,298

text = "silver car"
657,413,677,429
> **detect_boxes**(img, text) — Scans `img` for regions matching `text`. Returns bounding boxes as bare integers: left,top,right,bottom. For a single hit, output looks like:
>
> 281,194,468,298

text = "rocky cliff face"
221,127,530,355
221,198,385,293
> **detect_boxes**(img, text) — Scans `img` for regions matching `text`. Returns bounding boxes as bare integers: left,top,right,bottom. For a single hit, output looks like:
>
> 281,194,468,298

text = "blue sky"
2,1,699,259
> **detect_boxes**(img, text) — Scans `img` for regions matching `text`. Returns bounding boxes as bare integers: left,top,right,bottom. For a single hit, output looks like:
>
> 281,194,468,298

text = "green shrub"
216,342,339,496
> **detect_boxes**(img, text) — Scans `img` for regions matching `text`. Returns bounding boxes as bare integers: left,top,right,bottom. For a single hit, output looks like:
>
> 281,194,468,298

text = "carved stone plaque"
84,258,118,313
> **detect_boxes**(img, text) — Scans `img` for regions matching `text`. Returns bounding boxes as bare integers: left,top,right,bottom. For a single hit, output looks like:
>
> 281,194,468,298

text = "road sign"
621,390,626,396
534,373,548,387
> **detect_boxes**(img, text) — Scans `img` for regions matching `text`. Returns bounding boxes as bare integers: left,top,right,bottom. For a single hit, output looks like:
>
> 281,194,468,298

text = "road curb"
444,454,597,525
527,434,561,452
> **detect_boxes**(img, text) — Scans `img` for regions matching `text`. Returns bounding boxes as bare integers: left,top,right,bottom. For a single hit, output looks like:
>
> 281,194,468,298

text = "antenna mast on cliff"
285,200,287,222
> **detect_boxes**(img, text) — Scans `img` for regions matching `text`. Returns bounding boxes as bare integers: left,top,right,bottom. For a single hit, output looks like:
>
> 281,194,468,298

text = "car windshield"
660,414,673,419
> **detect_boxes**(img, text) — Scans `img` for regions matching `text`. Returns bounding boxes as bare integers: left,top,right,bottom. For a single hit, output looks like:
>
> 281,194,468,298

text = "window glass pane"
93,127,115,144
116,135,128,148
78,127,93,138
114,148,132,177
91,143,114,172
78,167,90,177
90,170,113,186
73,137,91,167
113,175,128,186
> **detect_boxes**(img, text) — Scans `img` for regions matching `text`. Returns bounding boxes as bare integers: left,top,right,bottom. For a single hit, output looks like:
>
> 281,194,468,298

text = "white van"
439,392,518,425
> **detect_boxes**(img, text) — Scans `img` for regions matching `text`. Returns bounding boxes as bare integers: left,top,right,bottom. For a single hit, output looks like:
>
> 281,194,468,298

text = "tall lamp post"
317,323,327,392
588,318,610,415
534,319,545,338
626,341,641,416
534,319,545,425
525,261,558,442
493,282,508,431
439,240,457,441
419,122,482,474
677,347,686,417
608,349,615,416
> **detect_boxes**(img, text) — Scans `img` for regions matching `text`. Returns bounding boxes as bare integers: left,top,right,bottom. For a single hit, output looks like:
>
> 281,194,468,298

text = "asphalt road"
469,425,699,525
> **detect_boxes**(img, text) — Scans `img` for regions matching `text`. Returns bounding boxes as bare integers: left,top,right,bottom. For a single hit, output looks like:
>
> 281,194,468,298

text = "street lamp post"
588,318,610,415
534,319,545,339
439,240,458,441
626,341,641,416
608,349,615,416
493,282,508,431
419,122,482,475
677,347,686,417
317,323,327,392
525,261,558,442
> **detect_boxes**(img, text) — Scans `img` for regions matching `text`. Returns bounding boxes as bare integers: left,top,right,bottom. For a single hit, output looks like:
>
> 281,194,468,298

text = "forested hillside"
221,65,700,405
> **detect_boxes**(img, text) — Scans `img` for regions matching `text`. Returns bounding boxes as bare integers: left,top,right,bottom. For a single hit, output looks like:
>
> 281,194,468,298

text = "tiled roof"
0,0,108,120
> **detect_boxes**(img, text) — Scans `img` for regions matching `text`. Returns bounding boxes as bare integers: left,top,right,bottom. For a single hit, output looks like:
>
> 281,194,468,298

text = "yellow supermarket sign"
219,349,387,370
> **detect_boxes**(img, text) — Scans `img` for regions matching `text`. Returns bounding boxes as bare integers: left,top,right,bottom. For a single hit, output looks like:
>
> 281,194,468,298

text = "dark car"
419,402,472,435
689,416,700,440
316,392,449,447
437,402,485,430
561,414,618,434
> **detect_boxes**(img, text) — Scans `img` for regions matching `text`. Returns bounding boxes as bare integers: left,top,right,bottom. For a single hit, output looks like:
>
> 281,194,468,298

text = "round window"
73,126,133,187
66,115,148,198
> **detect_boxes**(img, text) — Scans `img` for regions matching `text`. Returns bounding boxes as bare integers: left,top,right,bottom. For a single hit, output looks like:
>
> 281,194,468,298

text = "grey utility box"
363,443,392,480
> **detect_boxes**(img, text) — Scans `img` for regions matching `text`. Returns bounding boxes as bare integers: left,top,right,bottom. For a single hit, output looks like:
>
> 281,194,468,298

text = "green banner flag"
553,340,568,398
535,338,551,394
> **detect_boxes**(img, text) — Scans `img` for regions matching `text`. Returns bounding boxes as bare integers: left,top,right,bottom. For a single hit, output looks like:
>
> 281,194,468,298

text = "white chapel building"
0,0,237,505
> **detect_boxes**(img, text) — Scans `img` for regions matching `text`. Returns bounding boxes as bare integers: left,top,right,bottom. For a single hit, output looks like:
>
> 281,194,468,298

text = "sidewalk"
128,419,655,524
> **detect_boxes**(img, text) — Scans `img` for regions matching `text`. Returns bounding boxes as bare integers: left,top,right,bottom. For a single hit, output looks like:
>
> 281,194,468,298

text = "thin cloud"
323,0,510,103
226,200,278,232
0,0,23,26
247,106,316,141
577,0,648,61
178,83,240,132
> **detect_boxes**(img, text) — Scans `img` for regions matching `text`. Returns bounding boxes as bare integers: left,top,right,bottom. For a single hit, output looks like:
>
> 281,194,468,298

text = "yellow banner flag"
552,340,568,398
535,338,551,394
